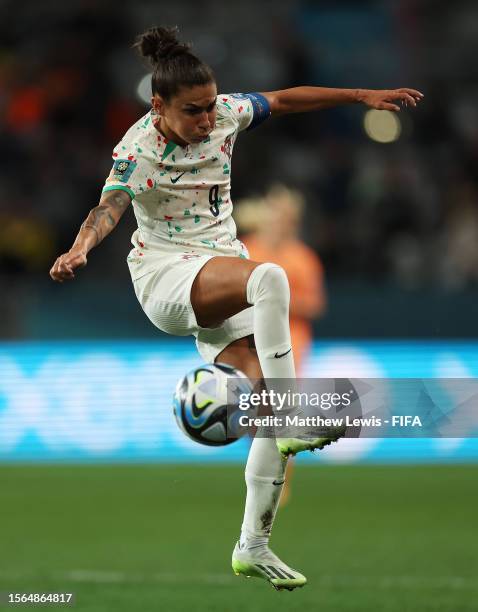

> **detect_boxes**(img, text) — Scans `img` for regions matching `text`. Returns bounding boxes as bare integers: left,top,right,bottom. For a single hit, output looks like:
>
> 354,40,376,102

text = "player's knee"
246,262,290,311
257,263,289,300
265,264,290,298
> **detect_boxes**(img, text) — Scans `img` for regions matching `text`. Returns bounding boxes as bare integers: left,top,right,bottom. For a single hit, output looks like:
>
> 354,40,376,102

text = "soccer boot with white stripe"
276,423,347,458
232,541,307,591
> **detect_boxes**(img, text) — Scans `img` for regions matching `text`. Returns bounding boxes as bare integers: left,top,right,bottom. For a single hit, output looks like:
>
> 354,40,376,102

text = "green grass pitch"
1,464,477,611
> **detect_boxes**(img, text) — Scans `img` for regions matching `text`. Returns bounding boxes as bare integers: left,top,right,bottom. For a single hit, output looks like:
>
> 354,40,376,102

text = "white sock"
240,436,287,550
246,262,299,424
239,263,295,551
246,263,296,380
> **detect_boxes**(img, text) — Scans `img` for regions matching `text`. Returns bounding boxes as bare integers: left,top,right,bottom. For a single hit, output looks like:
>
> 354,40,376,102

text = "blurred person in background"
238,184,326,505
241,185,326,369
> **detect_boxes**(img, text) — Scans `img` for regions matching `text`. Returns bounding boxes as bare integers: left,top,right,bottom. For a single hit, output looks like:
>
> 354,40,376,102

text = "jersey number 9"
209,185,220,217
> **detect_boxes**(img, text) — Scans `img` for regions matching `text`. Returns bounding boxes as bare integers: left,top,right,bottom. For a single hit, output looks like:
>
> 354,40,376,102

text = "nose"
198,112,211,130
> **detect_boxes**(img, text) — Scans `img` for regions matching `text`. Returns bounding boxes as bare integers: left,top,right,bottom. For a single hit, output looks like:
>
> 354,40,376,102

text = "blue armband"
231,92,271,130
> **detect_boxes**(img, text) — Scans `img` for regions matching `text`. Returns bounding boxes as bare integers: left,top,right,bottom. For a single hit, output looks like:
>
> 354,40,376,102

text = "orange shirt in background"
244,235,326,373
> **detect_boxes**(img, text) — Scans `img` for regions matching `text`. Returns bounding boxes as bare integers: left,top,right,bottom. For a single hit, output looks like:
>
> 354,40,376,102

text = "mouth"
194,129,213,141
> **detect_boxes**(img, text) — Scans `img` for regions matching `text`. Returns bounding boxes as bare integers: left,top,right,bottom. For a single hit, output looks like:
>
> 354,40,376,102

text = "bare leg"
214,335,261,379
280,460,294,507
191,257,259,328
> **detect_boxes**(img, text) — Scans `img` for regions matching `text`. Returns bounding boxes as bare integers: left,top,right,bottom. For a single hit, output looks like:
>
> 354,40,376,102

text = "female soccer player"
50,26,423,590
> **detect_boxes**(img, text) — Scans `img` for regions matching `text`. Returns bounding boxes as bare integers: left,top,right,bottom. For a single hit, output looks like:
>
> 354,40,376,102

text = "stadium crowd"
1,0,477,295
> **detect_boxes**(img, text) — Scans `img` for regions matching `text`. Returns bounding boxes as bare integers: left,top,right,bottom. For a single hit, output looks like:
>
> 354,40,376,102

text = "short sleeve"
219,93,271,132
102,148,151,200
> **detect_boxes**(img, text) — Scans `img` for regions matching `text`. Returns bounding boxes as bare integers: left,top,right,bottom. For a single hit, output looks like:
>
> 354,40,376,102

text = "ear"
151,94,165,115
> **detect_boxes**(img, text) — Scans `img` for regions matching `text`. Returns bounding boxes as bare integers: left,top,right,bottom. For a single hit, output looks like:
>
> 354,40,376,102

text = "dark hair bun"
134,26,191,64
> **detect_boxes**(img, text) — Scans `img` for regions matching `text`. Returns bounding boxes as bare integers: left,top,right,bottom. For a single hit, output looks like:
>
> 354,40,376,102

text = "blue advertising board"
1,340,477,463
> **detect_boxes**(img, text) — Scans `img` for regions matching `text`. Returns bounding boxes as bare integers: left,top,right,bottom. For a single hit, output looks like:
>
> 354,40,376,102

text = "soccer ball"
173,363,254,446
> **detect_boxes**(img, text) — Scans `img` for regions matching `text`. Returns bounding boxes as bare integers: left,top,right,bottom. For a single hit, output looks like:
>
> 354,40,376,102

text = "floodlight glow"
137,73,152,105
364,109,401,143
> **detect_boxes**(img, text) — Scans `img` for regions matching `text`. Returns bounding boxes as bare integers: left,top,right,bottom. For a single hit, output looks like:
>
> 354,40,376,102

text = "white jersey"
102,93,270,279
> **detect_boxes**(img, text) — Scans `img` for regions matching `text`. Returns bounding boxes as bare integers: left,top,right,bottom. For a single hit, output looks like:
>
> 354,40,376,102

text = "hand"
49,248,87,282
360,88,424,112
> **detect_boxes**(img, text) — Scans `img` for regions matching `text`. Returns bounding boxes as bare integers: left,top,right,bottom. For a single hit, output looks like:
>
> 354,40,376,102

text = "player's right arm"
49,189,131,282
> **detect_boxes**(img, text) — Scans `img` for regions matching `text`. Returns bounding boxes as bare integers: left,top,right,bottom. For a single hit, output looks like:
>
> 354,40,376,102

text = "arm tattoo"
106,190,131,211
80,190,131,247
81,221,100,243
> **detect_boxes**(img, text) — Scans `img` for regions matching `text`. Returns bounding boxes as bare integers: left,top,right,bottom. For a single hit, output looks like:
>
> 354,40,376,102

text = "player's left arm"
261,86,424,116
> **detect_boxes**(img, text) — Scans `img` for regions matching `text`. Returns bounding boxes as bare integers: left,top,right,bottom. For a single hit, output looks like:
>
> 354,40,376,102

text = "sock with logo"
240,436,287,550
239,263,296,549
245,263,296,380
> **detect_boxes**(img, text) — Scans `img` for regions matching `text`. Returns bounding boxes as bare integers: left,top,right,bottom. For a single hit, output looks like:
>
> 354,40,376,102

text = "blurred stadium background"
1,1,478,611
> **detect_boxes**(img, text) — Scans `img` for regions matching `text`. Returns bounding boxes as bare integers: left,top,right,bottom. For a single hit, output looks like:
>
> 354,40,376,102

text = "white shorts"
130,251,254,363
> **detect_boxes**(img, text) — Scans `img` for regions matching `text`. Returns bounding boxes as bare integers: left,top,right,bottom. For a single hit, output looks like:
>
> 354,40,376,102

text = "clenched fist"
50,248,87,282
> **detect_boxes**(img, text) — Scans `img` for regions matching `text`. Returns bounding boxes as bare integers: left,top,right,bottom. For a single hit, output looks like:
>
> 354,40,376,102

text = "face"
264,195,302,243
152,82,218,146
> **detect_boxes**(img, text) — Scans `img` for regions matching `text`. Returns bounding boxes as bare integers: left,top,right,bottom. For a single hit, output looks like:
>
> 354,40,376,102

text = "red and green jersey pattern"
102,93,270,271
